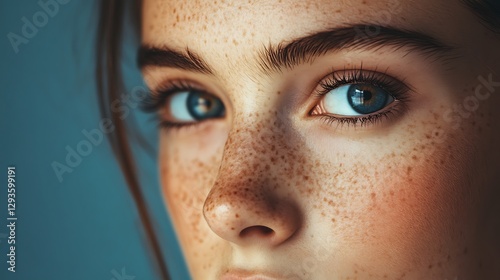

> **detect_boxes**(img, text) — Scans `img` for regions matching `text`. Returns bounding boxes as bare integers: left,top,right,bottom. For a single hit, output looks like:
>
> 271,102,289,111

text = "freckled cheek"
342,145,473,269
159,144,228,274
159,126,228,216
160,151,220,223
158,133,226,245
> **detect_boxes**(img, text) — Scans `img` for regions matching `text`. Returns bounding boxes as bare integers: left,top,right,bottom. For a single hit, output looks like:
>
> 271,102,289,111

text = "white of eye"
169,91,194,121
323,85,362,116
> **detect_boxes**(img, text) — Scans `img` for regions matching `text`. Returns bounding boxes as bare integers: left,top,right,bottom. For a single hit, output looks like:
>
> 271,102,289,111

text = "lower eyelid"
311,98,405,129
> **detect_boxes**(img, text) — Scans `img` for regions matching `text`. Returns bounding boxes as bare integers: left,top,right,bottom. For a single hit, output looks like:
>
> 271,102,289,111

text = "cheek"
302,110,481,275
159,133,227,273
160,144,219,223
160,122,229,224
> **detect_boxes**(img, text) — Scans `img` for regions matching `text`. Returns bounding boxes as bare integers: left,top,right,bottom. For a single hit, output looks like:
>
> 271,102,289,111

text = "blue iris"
186,91,225,120
347,84,389,114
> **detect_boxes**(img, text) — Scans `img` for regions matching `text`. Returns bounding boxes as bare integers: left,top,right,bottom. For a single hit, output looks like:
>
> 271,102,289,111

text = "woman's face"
140,0,500,279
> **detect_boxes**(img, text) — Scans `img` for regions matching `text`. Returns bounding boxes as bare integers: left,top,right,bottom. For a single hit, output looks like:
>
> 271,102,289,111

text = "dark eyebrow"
138,24,455,75
138,46,214,74
259,24,456,73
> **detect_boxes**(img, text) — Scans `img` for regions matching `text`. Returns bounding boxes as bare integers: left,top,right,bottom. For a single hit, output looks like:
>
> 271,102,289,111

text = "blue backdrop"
0,1,190,279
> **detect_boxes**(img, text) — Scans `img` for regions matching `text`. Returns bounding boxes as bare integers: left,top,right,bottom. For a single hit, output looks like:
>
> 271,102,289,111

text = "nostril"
239,225,275,239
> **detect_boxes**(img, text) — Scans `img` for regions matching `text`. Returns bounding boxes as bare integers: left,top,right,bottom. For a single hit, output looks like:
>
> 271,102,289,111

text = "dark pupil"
187,91,225,120
347,84,388,114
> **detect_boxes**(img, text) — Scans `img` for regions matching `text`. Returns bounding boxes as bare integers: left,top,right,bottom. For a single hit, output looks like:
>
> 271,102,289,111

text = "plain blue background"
0,1,190,279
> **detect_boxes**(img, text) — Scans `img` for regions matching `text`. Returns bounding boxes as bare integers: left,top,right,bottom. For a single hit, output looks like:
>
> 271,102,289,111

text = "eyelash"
142,80,196,111
142,68,413,130
141,80,209,129
311,67,412,128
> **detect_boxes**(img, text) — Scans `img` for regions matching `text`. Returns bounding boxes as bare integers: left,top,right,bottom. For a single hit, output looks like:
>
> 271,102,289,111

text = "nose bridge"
219,111,292,186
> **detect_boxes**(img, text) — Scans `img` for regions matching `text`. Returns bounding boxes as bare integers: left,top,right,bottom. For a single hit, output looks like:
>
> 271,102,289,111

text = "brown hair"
95,0,170,279
95,1,499,279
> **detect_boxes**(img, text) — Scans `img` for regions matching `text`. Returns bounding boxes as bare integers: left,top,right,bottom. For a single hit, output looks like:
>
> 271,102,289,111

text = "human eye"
310,68,412,127
142,80,225,129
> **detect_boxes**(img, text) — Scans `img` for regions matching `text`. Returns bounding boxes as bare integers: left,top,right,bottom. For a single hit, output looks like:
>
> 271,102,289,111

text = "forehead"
142,0,471,76
142,0,453,44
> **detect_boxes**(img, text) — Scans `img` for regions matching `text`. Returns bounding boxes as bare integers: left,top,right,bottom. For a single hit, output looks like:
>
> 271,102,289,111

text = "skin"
141,0,500,279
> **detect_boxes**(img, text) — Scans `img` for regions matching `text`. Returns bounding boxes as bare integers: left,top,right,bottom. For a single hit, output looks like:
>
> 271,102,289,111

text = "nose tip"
203,192,301,247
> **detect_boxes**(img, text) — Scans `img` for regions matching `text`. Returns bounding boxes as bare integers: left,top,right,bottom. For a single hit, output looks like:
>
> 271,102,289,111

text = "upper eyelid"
141,79,224,113
314,69,413,97
140,81,196,112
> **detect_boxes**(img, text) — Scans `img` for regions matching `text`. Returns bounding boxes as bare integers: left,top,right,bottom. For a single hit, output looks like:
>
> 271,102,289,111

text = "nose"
203,119,302,247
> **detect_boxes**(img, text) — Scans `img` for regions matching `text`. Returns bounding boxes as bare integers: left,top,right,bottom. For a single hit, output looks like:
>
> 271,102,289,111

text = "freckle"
428,264,433,269
371,192,376,199
235,214,239,218
331,218,336,223
335,9,341,13
412,155,418,160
